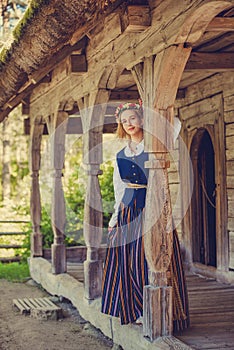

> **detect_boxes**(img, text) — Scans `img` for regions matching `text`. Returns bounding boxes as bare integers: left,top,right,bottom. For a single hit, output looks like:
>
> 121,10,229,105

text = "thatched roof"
0,0,126,121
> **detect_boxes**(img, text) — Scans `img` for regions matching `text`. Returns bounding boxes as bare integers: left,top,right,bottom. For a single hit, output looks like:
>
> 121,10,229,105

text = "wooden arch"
99,64,125,90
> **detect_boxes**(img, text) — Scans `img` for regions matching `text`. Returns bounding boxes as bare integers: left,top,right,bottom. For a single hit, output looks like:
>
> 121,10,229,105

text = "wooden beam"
122,5,151,33
110,90,139,100
0,38,88,117
185,52,234,70
66,116,117,134
0,107,11,122
29,37,88,83
176,88,186,99
24,116,117,135
67,117,82,134
206,17,234,32
40,72,52,84
22,96,30,115
70,54,87,73
1,56,84,116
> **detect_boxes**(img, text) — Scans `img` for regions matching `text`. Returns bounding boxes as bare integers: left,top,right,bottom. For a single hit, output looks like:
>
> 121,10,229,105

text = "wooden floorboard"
177,273,234,350
66,263,234,350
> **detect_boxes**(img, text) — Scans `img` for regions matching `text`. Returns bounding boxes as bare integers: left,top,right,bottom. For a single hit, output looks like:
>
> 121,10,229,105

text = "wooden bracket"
122,5,151,33
70,54,87,74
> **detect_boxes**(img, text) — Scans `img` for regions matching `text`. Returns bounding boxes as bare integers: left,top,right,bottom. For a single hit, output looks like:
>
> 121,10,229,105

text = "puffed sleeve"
174,117,181,143
108,159,126,227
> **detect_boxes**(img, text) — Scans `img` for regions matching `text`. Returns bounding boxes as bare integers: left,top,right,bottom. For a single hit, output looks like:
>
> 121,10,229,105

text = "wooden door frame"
190,128,216,266
180,93,228,278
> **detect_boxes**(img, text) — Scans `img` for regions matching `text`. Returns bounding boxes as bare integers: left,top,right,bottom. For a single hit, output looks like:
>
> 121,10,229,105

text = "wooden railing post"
83,162,103,299
78,90,109,299
51,110,69,274
30,119,44,257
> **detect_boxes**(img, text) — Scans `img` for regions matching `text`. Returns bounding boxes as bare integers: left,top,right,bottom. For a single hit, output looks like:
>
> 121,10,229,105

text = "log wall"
173,71,234,273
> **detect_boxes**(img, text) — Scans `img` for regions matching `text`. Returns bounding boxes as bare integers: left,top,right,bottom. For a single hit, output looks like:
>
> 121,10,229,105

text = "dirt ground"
0,279,115,350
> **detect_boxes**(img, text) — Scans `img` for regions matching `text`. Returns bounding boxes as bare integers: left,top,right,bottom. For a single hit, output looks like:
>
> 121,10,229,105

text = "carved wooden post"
83,162,103,300
51,110,69,274
78,90,109,299
132,45,191,340
143,112,174,339
30,118,44,257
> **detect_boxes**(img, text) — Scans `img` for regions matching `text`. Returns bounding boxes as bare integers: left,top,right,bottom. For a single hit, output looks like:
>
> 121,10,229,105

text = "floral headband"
115,99,143,121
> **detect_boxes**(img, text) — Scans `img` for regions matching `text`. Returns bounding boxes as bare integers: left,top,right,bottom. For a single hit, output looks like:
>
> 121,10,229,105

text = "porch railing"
0,220,29,262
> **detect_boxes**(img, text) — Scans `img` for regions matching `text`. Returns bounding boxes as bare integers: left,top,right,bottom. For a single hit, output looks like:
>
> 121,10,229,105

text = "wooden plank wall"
172,71,234,270
225,90,234,269
167,129,182,236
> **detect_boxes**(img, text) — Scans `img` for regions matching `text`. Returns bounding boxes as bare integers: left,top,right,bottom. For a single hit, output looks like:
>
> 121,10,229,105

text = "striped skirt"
101,205,190,331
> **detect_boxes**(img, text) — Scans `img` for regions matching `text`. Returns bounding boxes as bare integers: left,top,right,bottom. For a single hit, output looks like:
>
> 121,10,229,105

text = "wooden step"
13,297,62,320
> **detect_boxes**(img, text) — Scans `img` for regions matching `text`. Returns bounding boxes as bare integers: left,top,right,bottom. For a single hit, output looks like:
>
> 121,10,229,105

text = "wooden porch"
0,0,233,346
67,262,234,350
177,274,234,350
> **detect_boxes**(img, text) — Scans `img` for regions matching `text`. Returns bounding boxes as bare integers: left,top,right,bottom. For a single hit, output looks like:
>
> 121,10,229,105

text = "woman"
101,101,189,332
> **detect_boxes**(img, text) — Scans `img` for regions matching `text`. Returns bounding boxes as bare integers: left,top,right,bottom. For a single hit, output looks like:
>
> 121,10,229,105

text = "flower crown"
115,99,143,120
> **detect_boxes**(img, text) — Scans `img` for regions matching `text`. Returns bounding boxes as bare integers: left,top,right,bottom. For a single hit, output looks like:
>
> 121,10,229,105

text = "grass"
0,262,30,282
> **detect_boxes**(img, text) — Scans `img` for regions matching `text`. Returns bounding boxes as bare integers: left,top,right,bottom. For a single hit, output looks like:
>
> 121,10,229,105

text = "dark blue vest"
117,148,149,208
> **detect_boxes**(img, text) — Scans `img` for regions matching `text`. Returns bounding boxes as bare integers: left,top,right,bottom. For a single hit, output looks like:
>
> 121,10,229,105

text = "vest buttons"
133,173,136,176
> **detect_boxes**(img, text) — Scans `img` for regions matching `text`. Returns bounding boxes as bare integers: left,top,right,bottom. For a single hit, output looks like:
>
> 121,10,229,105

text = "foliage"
0,262,30,282
99,161,114,230
10,160,30,196
0,163,2,203
65,175,86,246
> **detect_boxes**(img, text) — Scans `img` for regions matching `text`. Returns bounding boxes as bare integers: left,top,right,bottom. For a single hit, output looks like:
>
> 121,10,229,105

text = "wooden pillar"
78,89,110,299
30,118,44,257
51,110,69,274
83,162,103,299
143,117,174,340
132,45,191,340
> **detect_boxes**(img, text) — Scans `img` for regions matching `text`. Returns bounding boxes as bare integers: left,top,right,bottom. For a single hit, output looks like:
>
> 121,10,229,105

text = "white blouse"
108,140,144,227
108,117,181,227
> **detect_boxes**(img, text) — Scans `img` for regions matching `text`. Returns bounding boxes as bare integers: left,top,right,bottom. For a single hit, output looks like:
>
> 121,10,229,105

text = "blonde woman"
101,101,189,332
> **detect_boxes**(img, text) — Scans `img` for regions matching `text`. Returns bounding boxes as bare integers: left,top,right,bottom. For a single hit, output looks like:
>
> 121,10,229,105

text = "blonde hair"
116,109,143,139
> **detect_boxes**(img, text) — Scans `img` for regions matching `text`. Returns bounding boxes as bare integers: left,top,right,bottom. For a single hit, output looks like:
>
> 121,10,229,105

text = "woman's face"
120,109,143,139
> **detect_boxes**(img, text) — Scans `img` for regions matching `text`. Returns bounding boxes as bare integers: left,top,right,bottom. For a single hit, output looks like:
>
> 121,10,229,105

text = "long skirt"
101,204,190,331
